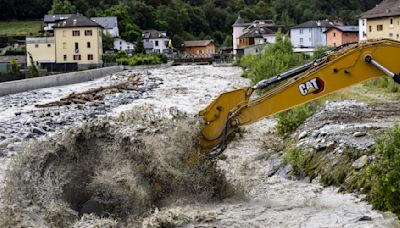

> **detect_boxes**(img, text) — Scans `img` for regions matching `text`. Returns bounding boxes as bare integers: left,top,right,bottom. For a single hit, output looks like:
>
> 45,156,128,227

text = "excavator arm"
199,39,400,158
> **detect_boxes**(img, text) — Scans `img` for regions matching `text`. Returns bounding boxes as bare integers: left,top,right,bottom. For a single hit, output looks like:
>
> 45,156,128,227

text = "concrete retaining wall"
0,66,124,97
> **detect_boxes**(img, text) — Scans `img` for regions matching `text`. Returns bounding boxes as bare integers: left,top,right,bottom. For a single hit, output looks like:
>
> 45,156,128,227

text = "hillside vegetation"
0,0,380,45
0,21,42,36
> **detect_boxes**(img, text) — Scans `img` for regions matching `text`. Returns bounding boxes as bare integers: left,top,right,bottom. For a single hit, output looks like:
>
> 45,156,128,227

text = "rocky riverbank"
0,70,163,157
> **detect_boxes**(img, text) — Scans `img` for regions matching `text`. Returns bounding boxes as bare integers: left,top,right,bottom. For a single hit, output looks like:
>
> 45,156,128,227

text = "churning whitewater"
0,66,399,227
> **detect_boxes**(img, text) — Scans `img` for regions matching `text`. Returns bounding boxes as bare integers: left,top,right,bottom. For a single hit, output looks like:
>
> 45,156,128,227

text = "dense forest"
0,0,381,45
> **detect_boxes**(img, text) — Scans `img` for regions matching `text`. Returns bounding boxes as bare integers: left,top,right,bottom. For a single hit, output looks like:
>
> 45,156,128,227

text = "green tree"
102,32,114,51
102,5,141,42
238,33,305,84
28,52,39,77
48,0,76,14
223,35,233,47
134,37,145,54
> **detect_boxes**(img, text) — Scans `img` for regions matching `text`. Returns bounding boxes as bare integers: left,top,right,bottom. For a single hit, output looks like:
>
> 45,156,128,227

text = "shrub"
11,59,20,73
116,58,130,65
102,54,118,63
275,102,318,136
116,54,166,66
283,147,307,176
4,49,25,56
237,33,306,85
365,125,400,215
365,77,400,93
116,50,128,59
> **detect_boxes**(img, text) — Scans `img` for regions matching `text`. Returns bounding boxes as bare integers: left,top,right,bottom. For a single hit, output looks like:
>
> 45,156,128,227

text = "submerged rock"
353,132,367,138
352,155,369,170
298,131,307,140
358,215,373,221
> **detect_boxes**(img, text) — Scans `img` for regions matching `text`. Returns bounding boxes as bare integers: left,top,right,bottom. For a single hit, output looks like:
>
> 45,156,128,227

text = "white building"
142,29,170,54
232,16,249,56
358,18,368,41
91,17,119,37
232,17,281,57
290,20,333,52
113,38,135,51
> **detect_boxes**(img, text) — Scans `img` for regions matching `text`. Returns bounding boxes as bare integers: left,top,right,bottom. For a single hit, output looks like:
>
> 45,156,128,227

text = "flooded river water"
0,66,398,227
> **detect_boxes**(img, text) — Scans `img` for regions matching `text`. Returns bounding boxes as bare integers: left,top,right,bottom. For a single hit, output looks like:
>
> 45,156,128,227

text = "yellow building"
360,0,400,40
26,37,55,66
26,14,103,68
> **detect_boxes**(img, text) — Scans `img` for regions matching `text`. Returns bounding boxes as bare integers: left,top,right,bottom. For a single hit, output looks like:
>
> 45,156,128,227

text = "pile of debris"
35,75,141,108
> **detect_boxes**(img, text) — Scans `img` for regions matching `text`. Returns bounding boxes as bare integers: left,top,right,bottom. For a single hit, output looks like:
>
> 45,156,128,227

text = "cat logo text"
299,77,325,96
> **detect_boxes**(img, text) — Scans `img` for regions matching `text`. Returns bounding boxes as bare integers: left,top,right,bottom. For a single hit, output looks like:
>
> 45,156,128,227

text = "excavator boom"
199,39,400,157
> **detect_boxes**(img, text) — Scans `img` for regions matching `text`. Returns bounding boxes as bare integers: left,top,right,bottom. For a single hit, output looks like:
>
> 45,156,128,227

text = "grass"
275,102,320,136
283,125,400,217
0,21,42,36
282,146,364,185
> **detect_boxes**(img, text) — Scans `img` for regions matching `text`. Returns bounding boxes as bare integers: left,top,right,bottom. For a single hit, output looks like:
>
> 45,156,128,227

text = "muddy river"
0,65,398,227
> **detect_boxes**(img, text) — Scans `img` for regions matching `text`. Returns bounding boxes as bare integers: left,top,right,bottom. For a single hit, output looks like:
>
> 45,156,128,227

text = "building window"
87,42,91,48
84,30,92,36
63,55,67,61
362,20,365,26
333,32,336,37
75,42,79,50
397,34,399,39
299,38,303,43
389,33,394,38
369,26,372,32
377,25,383,31
73,55,81,60
35,44,39,48
300,29,303,34
72,30,80,36
63,30,66,37
390,18,394,25
63,42,66,49
88,54,93,60
155,40,159,46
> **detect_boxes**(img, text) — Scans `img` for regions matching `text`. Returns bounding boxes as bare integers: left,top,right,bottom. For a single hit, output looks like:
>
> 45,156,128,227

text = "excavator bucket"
199,87,251,150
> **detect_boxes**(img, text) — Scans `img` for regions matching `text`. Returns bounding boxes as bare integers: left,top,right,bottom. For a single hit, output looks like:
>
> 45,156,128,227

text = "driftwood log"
35,75,141,108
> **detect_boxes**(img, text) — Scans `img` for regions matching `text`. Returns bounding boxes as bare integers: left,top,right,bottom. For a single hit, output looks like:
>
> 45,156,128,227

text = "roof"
360,0,400,19
324,26,359,33
142,29,168,39
292,20,334,29
53,14,102,29
240,26,275,39
233,16,249,27
90,17,118,29
183,40,214,47
44,14,73,23
26,37,55,44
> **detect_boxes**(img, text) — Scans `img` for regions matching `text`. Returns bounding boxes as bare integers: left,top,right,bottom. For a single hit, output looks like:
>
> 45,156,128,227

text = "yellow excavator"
199,39,400,158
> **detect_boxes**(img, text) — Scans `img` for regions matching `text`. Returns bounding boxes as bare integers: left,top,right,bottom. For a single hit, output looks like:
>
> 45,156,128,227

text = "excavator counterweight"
199,39,400,158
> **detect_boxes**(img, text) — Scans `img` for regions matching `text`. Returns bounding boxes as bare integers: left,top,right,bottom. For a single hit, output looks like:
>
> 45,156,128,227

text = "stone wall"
0,66,124,96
